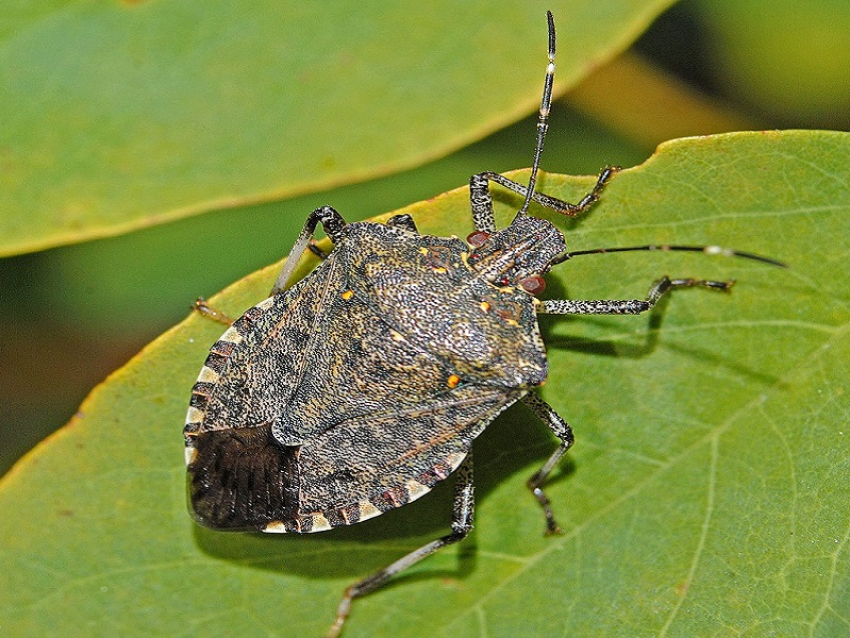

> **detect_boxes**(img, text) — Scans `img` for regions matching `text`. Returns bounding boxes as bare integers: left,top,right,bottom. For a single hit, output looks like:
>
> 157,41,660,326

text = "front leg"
271,206,347,296
539,276,735,316
191,297,234,325
385,213,419,233
469,166,619,233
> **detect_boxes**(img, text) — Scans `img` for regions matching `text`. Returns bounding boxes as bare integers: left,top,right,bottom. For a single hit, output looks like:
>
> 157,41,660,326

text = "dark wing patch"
188,424,300,531
189,385,521,534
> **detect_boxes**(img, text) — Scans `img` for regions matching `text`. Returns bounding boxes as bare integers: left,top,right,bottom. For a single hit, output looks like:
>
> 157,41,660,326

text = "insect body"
184,12,781,637
187,212,558,532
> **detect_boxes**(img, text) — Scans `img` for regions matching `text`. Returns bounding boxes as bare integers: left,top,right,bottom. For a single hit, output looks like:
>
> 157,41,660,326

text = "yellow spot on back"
341,290,354,300
479,301,491,312
447,374,461,389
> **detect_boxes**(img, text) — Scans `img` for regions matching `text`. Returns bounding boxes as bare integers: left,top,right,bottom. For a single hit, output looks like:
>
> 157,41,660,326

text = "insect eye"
466,231,490,247
495,275,510,287
468,252,483,265
519,275,546,295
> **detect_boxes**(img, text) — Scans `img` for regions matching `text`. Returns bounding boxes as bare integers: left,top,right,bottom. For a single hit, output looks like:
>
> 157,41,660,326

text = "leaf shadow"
540,278,785,387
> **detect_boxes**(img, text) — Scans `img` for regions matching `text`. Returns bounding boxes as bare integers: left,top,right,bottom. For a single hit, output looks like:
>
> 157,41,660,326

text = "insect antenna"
553,243,787,268
516,10,556,219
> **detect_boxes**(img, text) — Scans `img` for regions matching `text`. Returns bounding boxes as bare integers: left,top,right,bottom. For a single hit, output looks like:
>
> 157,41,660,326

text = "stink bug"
184,12,784,637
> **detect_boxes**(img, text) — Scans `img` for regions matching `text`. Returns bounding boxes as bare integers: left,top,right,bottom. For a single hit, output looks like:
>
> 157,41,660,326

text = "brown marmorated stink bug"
184,12,784,637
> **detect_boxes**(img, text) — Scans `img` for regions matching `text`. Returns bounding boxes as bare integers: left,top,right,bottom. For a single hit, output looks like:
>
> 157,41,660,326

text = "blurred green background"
2,0,849,477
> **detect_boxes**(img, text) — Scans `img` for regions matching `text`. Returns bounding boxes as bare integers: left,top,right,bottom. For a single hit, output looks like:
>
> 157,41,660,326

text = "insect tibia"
192,297,234,325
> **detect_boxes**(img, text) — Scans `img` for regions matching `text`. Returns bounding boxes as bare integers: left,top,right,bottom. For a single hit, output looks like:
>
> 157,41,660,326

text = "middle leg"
521,392,575,536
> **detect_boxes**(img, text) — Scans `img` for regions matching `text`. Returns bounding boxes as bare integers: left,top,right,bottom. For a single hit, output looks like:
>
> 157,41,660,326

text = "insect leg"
308,241,329,260
271,205,347,296
191,297,234,325
521,392,573,535
538,276,735,316
328,453,475,638
385,213,419,233
469,166,619,233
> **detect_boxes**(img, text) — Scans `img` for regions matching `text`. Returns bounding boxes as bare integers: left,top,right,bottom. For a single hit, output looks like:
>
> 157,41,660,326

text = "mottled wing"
188,384,521,532
185,257,345,443
184,257,343,529
185,221,542,532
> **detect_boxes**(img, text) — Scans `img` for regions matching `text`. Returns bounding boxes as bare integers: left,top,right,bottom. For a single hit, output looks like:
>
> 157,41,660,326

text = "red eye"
466,231,490,247
495,275,510,287
519,275,546,295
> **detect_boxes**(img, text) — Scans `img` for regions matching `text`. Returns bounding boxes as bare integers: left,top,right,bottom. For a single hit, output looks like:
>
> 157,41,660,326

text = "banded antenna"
517,10,556,218
554,243,788,268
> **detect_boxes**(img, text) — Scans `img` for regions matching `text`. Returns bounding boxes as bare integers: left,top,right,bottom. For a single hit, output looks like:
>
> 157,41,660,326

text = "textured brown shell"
184,221,548,533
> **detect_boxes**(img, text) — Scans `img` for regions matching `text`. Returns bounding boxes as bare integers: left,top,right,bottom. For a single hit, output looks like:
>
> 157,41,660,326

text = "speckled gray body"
185,216,564,533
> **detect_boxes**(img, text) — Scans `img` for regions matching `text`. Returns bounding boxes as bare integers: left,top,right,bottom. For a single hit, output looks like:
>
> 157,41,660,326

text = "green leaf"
1,130,848,637
0,0,673,257
37,104,647,336
694,0,850,125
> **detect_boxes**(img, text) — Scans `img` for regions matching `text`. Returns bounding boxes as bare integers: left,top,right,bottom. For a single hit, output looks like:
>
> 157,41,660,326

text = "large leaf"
0,0,673,257
1,131,848,637
694,0,850,125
